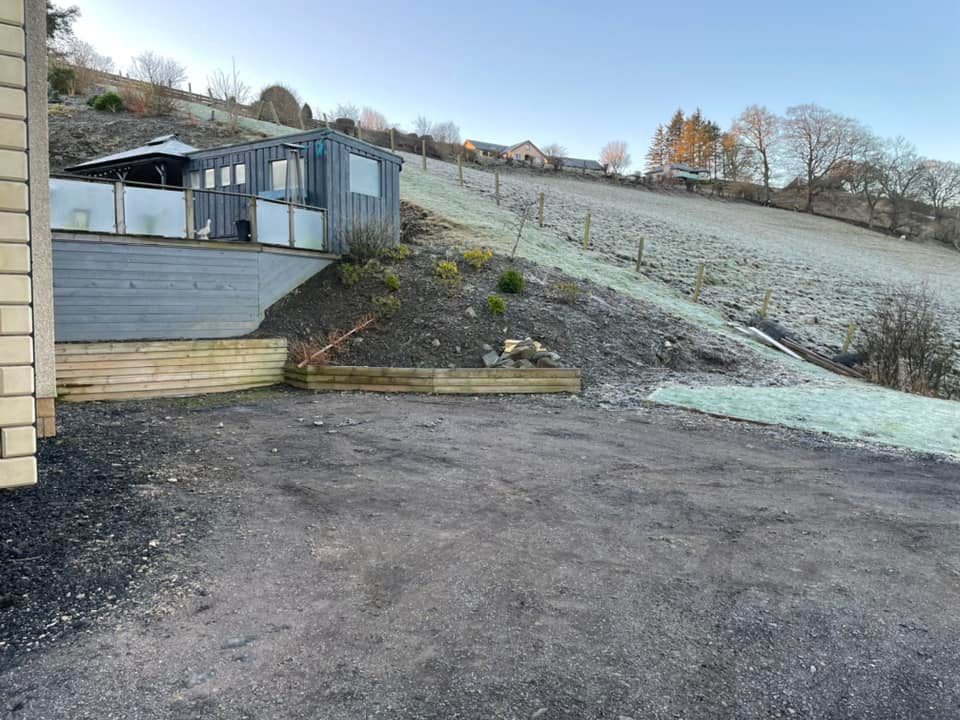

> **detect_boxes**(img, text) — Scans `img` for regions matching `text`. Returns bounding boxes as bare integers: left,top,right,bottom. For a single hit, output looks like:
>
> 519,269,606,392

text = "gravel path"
2,392,958,719
400,156,960,356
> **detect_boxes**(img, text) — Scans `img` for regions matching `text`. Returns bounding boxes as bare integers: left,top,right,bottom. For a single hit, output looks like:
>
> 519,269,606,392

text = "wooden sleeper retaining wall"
55,338,288,402
284,365,582,394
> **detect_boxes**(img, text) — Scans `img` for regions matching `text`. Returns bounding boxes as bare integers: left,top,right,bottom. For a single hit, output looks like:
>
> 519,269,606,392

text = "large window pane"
204,168,215,189
49,178,116,233
293,207,325,251
124,186,187,238
257,199,289,246
349,154,380,197
270,159,287,191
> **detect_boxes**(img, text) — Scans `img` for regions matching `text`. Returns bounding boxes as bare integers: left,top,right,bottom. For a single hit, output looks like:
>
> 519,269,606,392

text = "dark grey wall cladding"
53,238,331,341
184,129,402,253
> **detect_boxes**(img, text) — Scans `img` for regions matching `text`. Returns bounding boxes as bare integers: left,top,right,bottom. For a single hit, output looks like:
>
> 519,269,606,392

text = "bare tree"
731,105,779,205
920,160,960,221
840,133,886,229
542,143,567,170
877,137,925,234
207,58,250,132
600,140,631,175
359,107,389,132
782,103,863,212
128,51,186,115
333,103,359,122
53,37,112,94
413,115,433,136
432,121,461,145
719,132,756,182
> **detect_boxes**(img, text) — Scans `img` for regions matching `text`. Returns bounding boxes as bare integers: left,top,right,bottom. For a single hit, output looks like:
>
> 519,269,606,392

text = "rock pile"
482,338,563,369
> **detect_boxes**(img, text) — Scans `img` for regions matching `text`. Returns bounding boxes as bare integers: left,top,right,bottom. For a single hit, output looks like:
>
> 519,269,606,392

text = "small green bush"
48,66,75,95
497,269,525,294
384,272,400,292
371,293,401,317
345,219,394,262
551,281,581,305
338,262,364,288
462,247,493,270
85,94,98,107
380,244,412,262
91,91,124,112
487,294,506,316
435,260,460,282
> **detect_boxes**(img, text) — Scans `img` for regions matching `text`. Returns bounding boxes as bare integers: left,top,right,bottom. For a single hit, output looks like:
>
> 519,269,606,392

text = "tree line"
645,104,960,234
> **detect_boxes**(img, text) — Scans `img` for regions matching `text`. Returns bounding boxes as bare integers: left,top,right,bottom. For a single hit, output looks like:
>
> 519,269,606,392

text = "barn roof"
466,140,508,153
562,157,604,171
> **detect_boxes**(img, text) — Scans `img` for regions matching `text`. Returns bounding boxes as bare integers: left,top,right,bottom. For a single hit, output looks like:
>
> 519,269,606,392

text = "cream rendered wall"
0,0,37,488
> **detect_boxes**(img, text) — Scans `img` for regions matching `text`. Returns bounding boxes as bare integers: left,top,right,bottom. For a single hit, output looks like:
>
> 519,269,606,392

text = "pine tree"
665,109,685,164
646,125,669,168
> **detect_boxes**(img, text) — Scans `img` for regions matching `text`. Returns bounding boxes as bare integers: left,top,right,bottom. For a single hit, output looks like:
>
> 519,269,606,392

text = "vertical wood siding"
185,130,402,252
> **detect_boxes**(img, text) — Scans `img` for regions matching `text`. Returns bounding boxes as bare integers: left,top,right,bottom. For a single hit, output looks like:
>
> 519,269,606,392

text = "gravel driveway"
400,156,960,355
2,390,959,719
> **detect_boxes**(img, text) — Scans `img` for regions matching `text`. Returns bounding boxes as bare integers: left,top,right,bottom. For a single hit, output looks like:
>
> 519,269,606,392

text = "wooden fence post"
760,288,772,318
390,128,396,153
538,192,544,227
457,154,464,187
691,262,705,303
422,139,427,171
842,322,857,353
184,188,194,239
495,171,500,206
323,112,330,129
582,211,592,249
635,237,644,272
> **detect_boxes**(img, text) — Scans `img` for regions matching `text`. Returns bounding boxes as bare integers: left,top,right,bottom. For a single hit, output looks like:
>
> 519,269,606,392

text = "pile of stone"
482,338,563,369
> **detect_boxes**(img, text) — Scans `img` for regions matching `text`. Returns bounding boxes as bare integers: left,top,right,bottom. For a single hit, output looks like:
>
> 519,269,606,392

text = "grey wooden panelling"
53,237,331,341
184,129,402,253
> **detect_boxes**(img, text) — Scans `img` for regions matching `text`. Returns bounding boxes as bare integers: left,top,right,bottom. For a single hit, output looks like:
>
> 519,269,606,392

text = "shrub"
344,219,395,263
91,91,124,112
463,247,493,270
435,260,460,282
371,293,401,317
48,66,75,95
380,243,412,262
860,284,955,396
497,269,525,294
550,281,581,305
384,272,400,292
487,294,506,316
338,262,364,288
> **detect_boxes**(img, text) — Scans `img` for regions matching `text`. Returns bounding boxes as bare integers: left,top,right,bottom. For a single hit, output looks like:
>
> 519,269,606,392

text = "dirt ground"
2,390,959,719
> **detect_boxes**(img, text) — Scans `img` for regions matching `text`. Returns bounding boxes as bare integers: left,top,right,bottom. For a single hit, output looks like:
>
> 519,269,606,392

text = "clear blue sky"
72,0,960,168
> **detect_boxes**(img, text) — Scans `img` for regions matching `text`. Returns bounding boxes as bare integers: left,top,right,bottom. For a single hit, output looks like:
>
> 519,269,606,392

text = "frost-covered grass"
399,153,960,457
650,384,960,459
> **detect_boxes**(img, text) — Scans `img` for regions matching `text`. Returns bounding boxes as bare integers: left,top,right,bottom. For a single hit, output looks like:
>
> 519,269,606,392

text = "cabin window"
220,165,231,187
235,163,246,185
349,153,380,197
270,158,305,191
189,171,200,189
203,168,215,189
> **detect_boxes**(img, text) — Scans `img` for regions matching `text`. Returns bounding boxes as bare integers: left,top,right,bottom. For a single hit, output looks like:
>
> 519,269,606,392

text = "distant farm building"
644,163,711,182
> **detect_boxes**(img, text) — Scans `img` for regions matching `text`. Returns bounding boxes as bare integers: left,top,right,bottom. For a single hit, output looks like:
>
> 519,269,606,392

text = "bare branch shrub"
860,284,955,396
344,218,395,262
207,59,250,132
128,51,186,115
333,103,359,122
359,107,388,132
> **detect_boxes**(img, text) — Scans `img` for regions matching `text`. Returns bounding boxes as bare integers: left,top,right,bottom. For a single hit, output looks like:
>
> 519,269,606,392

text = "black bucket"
235,219,252,242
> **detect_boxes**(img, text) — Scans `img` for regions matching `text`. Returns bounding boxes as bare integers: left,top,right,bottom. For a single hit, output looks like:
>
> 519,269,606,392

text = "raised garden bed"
284,365,581,394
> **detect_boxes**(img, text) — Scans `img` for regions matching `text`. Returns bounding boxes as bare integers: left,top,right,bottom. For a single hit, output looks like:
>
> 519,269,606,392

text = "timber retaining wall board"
56,338,288,402
284,365,582,394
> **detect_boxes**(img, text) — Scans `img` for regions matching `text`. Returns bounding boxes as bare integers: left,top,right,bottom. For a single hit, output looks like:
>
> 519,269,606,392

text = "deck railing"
49,175,328,252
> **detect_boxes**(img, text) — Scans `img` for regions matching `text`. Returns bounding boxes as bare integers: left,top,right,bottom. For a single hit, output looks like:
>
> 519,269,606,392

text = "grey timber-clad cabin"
67,129,404,254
